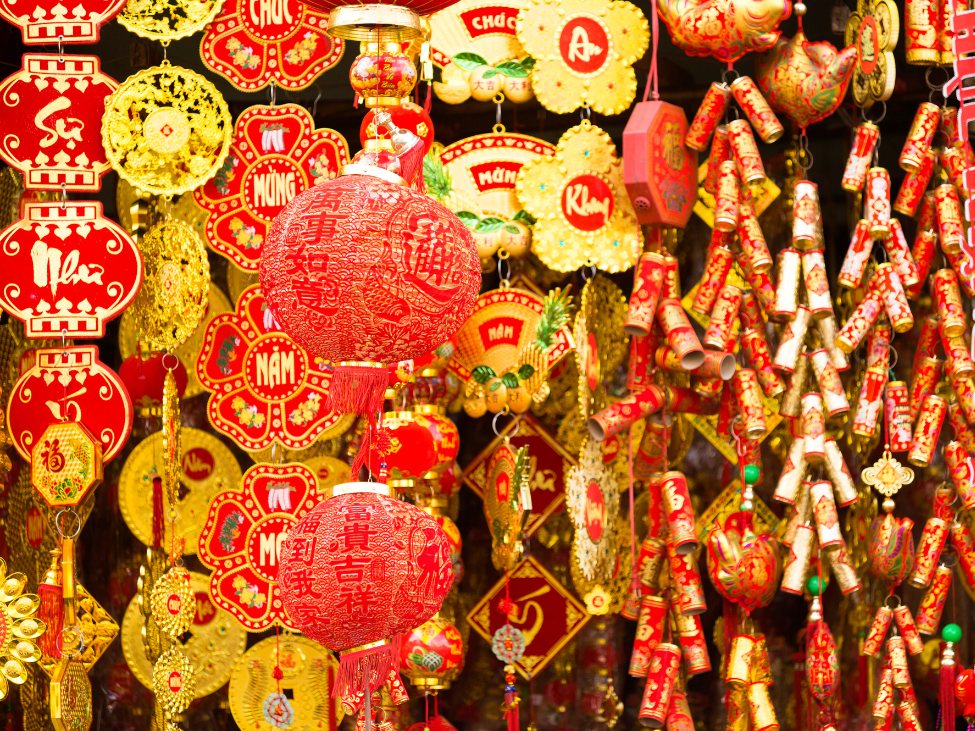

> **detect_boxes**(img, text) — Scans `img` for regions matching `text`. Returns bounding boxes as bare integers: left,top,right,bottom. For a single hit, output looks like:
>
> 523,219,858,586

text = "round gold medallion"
150,567,195,638
118,428,242,555
122,571,247,697
131,219,210,350
102,65,232,196
152,647,196,713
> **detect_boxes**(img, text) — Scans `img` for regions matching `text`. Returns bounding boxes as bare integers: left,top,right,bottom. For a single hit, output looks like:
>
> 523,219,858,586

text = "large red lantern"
261,169,480,415
278,482,454,708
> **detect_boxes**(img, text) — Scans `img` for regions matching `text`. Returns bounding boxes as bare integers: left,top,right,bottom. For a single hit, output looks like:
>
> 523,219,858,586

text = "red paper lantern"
261,170,480,415
349,47,417,106
414,409,460,475
399,614,465,690
278,483,453,703
361,102,434,153
366,411,437,489
119,354,188,417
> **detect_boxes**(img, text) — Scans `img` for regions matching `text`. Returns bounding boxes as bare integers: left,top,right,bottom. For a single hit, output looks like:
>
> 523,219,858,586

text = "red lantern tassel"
504,693,519,731
942,642,956,731
399,138,426,193
335,636,401,708
37,549,62,658
327,364,388,416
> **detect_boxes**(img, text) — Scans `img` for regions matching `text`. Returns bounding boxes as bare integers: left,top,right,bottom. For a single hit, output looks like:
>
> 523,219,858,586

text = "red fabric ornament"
361,102,435,153
278,483,454,706
366,412,437,486
119,354,188,416
261,171,480,415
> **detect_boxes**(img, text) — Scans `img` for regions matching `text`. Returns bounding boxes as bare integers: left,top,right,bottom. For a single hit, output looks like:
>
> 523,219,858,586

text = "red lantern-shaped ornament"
278,482,453,711
349,44,418,106
261,169,480,416
361,102,434,153
399,614,465,691
366,411,437,490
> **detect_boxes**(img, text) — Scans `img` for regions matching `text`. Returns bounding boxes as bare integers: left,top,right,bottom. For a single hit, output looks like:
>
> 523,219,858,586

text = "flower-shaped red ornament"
195,284,353,451
705,513,781,613
200,0,344,91
198,462,326,630
194,105,349,272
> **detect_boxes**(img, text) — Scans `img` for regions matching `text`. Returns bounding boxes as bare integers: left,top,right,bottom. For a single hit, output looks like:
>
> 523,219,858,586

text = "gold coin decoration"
131,219,210,351
120,284,233,399
118,428,243,555
0,559,45,700
151,567,195,638
118,0,222,42
122,571,247,698
228,634,343,731
153,647,196,713
102,65,232,196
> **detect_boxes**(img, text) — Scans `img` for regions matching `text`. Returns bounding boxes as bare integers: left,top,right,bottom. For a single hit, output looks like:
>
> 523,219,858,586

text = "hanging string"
273,624,284,695
627,428,638,585
641,0,660,101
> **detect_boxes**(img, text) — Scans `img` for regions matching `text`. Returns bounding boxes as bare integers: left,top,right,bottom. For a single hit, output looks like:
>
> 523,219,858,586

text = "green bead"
806,576,822,595
743,465,760,484
944,623,963,643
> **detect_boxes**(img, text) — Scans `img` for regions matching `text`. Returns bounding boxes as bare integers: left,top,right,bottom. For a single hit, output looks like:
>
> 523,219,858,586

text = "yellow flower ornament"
516,121,643,272
516,0,649,115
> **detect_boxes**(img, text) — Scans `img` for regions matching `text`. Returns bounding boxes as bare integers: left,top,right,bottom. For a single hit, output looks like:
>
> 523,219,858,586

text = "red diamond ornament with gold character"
200,0,343,91
194,105,349,272
197,462,326,630
195,284,353,452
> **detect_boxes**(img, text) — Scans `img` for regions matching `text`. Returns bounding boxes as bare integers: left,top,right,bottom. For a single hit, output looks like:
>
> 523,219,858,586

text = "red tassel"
942,644,956,731
152,475,164,549
505,695,519,731
37,581,62,658
326,365,388,416
423,82,432,116
399,139,426,193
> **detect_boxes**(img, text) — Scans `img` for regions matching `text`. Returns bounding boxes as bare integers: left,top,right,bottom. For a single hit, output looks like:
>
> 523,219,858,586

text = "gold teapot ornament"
484,435,531,572
657,0,791,62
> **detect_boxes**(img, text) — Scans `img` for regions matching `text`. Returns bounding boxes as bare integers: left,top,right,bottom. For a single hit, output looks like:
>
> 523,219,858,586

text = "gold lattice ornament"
50,658,92,731
572,514,631,615
516,121,642,272
131,219,210,351
862,449,913,513
102,64,232,196
516,0,648,115
574,274,628,421
117,0,222,41
150,567,195,638
565,438,619,587
153,647,196,714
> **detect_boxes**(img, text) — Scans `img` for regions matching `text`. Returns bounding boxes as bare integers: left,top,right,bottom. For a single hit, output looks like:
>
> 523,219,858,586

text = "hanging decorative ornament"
198,462,326,630
195,285,353,451
200,0,344,90
7,346,133,463
121,570,247,697
151,647,196,715
425,132,555,264
277,482,453,712
574,275,628,420
102,65,233,196
365,410,437,491
119,428,242,553
361,102,434,152
0,559,45,700
657,0,790,61
194,105,349,272
260,159,481,416
844,0,899,106
150,566,195,638
450,287,573,417
905,0,955,64
565,438,619,588
517,122,642,272
516,0,648,115
466,555,590,680
429,0,534,104
0,0,125,43
755,33,858,128
399,614,466,691
49,538,93,731
573,515,632,615
119,352,188,417
130,218,210,351
484,434,530,571
0,54,118,192
117,0,221,40
227,634,343,731
706,512,781,614
30,421,103,508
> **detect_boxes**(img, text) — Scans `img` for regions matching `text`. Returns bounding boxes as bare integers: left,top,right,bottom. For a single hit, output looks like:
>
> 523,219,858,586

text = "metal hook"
797,132,814,171
161,40,168,63
58,34,64,65
269,80,276,107
60,328,68,361
864,100,886,125
55,508,83,539
580,104,591,122
492,411,520,438
581,263,596,281
60,182,67,211
311,86,322,117
497,256,511,284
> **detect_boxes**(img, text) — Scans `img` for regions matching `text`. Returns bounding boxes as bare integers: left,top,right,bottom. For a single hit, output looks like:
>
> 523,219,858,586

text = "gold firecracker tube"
894,148,936,217
802,250,833,319
888,636,910,688
908,394,947,467
824,439,858,506
686,82,730,151
885,219,920,287
838,219,873,289
802,392,826,462
738,201,773,273
817,316,850,372
810,348,849,416
885,381,912,452
657,299,705,370
773,248,801,320
726,635,756,688
773,306,811,372
779,352,809,418
705,126,731,195
864,167,892,237
946,337,975,381
747,682,779,731
863,607,892,656
908,516,948,588
809,480,842,548
873,663,895,719
876,263,914,333
936,183,965,254
915,564,952,634
727,119,766,183
781,523,814,593
732,368,768,440
933,268,966,337
825,540,862,593
945,441,975,509
892,605,925,655
792,181,824,250
714,160,741,232
782,480,812,547
691,243,735,314
703,284,742,350
899,102,940,172
842,123,880,192
909,357,943,421
638,642,681,728
836,287,884,352
852,366,886,438
740,329,785,397
730,76,784,143
661,471,699,555
625,251,667,336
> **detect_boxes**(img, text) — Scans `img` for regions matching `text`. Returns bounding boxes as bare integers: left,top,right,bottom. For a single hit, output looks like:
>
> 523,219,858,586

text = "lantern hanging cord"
643,0,660,102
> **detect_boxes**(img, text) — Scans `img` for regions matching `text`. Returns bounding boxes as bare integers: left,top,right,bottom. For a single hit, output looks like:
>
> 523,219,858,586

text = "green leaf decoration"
535,286,573,351
501,373,519,388
495,61,528,78
455,210,481,228
521,57,536,71
423,153,452,200
472,364,497,384
482,68,499,79
475,216,507,233
518,364,536,380
512,209,537,226
453,52,489,71
502,224,521,234
489,380,503,392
